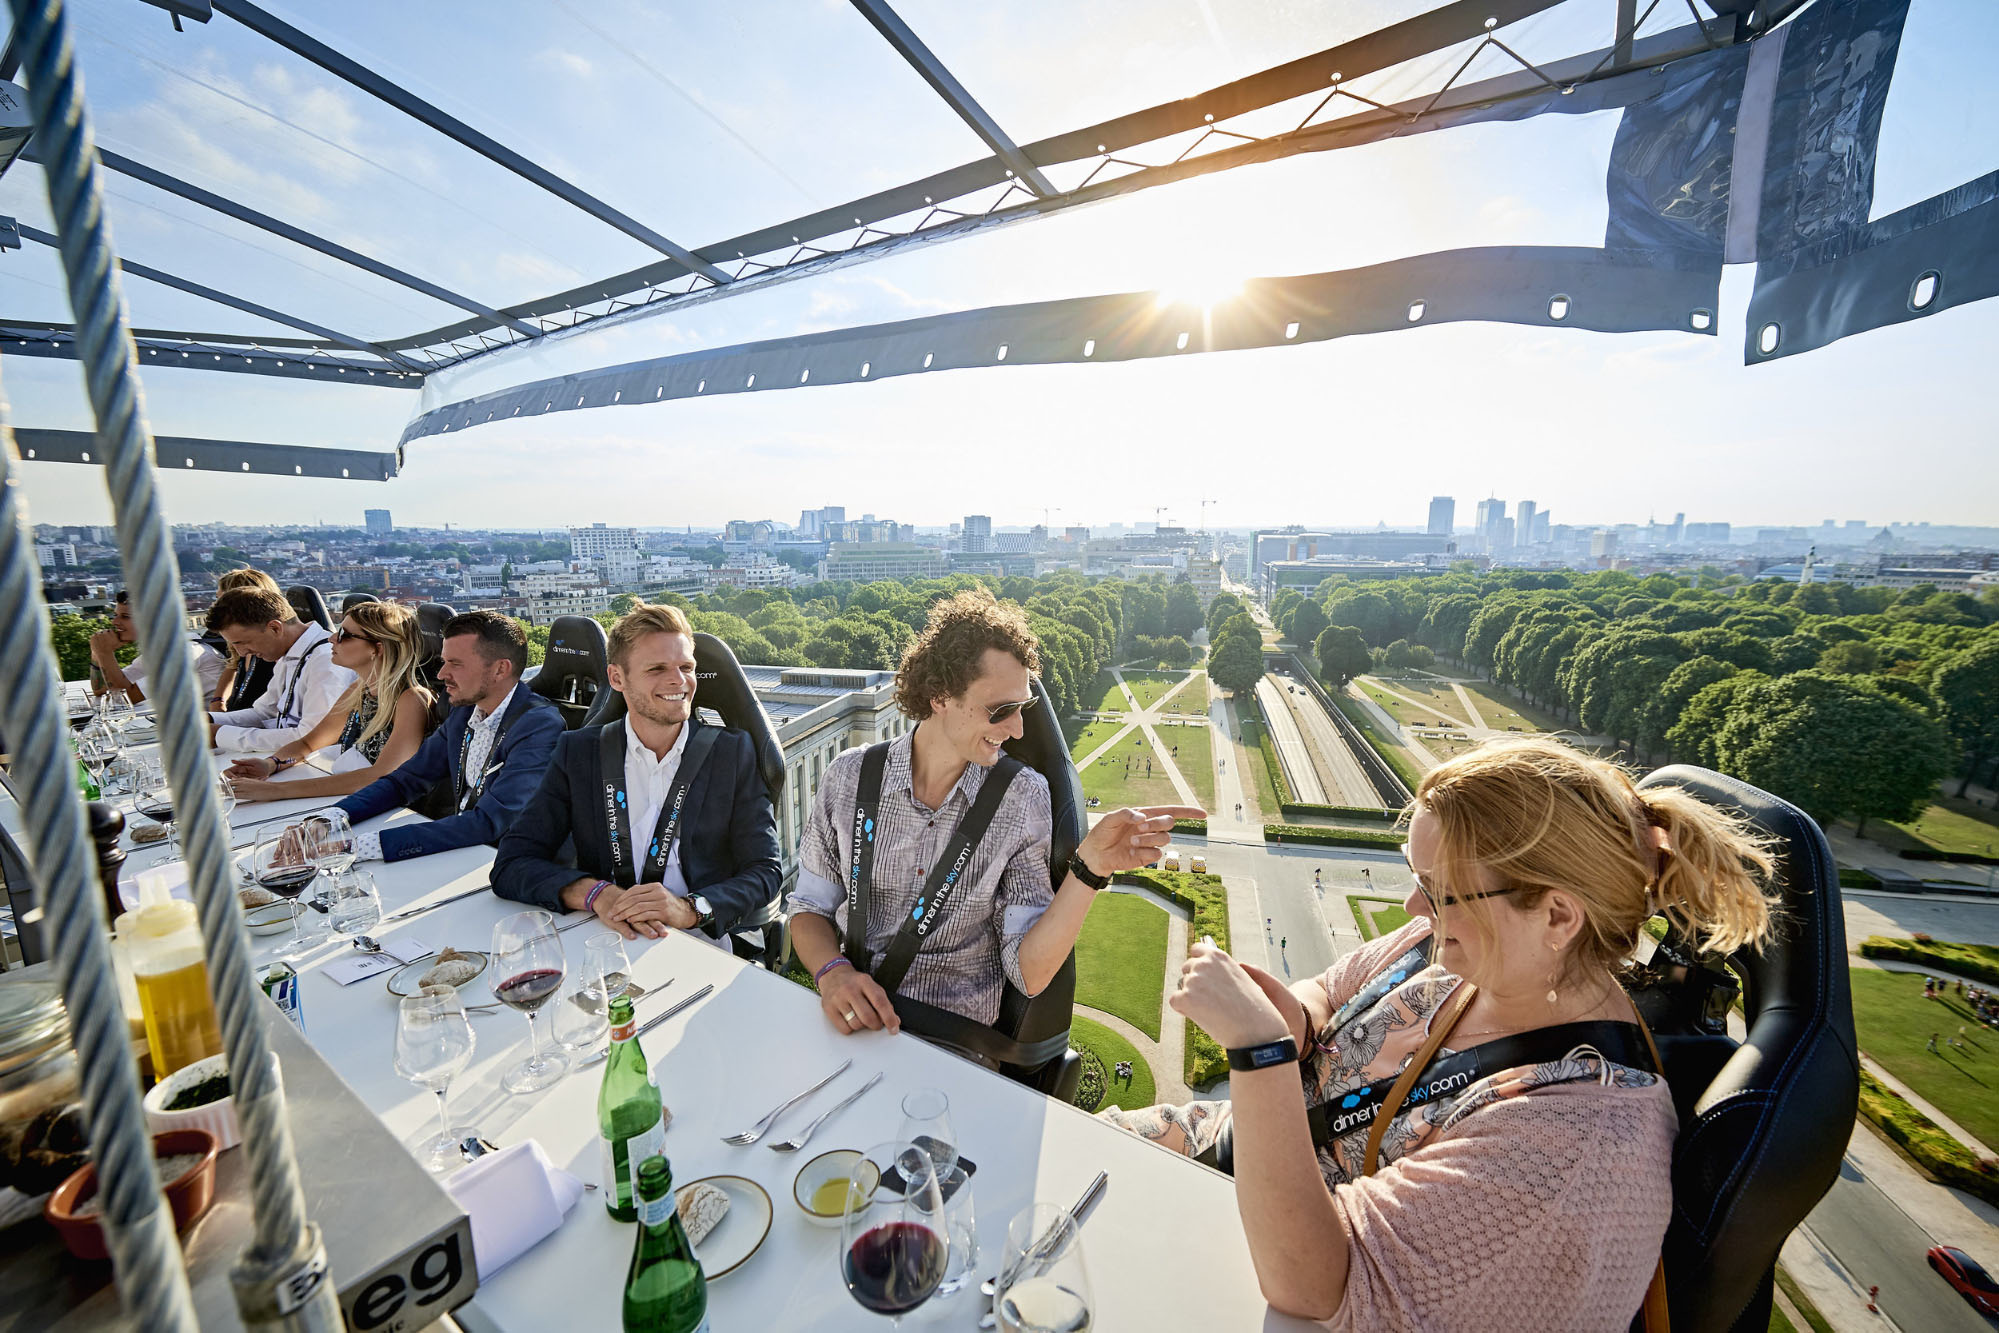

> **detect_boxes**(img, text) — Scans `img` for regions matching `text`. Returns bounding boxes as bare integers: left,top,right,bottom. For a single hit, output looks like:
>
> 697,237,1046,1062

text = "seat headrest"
1634,764,1857,1333
1002,675,1084,874
530,615,610,729
283,584,332,630
414,602,455,661
581,632,786,798
339,591,379,614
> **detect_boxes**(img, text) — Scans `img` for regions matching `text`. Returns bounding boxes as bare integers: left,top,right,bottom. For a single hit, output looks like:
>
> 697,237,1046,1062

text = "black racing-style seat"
529,614,608,731
415,602,456,727
283,584,332,630
1630,765,1858,1333
582,633,787,964
339,591,379,614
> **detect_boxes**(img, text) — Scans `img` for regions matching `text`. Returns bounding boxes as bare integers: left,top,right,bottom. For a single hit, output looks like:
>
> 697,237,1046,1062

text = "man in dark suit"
492,602,780,944
339,611,562,863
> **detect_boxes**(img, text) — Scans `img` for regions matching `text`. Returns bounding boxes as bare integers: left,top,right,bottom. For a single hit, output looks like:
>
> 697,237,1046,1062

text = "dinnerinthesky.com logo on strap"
1328,1067,1474,1136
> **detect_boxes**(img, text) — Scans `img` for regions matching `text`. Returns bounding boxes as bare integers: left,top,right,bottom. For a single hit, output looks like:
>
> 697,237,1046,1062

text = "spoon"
352,936,433,968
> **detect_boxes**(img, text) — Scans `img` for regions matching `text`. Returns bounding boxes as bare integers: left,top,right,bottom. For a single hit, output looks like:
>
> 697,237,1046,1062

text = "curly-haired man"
790,588,1197,1036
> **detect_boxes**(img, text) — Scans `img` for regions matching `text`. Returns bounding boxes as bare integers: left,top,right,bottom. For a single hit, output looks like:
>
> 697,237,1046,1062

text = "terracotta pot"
44,1128,220,1262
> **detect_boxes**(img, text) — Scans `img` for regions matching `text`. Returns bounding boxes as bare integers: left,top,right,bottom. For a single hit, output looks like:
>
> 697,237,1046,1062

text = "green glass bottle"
598,993,666,1221
71,736,100,801
623,1155,708,1333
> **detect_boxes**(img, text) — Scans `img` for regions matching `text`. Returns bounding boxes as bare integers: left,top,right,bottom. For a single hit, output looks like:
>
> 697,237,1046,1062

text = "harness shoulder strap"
872,756,1022,996
843,744,892,974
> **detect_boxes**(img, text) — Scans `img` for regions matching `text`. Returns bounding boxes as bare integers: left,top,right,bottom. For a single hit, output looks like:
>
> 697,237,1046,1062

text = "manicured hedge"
1172,818,1208,836
1857,1070,1999,1205
1858,935,1999,985
1837,867,1880,889
1898,848,1999,866
1280,802,1399,823
1253,719,1294,806
1263,824,1407,850
1113,868,1231,1089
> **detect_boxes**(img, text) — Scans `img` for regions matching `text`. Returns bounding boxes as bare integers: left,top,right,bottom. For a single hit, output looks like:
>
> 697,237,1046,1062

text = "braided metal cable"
11,1,337,1324
0,412,197,1327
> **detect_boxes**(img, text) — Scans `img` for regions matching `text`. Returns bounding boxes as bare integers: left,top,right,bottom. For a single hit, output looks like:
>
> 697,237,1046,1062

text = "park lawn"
1352,897,1413,942
1334,694,1430,789
1875,801,1999,860
1074,891,1170,1040
1069,1015,1158,1114
1080,670,1127,714
1235,711,1283,820
1161,671,1210,715
1155,719,1216,812
1359,676,1468,727
1849,968,1999,1151
1066,718,1128,764
1458,682,1561,734
1079,732,1185,809
1122,670,1189,711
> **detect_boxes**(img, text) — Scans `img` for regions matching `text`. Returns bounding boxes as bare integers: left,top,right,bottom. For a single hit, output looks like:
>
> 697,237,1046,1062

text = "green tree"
1932,639,1999,795
47,612,107,682
1208,635,1265,697
1667,672,1766,769
1322,587,1395,646
1164,582,1203,639
1283,598,1329,648
1205,592,1246,642
1418,592,1479,660
1816,640,1880,675
1315,625,1372,689
611,593,640,616
1652,657,1736,762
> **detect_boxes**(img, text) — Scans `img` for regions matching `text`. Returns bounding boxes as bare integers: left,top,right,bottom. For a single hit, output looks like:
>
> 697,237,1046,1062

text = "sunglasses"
983,696,1039,724
332,626,378,645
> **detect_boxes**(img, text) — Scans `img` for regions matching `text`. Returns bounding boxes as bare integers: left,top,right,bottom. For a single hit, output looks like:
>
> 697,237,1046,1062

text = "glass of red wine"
839,1139,951,1326
252,824,320,961
489,910,569,1093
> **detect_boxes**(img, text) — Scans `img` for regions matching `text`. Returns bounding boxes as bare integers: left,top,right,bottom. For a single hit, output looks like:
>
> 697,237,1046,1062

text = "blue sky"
5,0,1996,532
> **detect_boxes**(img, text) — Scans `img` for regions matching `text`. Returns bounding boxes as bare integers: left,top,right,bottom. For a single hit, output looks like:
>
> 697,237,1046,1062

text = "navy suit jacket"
336,687,563,862
490,718,780,938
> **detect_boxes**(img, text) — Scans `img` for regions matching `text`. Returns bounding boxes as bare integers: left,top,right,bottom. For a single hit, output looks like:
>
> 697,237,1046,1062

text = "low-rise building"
822,543,949,582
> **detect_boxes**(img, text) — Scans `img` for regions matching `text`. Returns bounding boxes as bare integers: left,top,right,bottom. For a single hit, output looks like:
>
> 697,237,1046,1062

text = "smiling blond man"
492,601,780,946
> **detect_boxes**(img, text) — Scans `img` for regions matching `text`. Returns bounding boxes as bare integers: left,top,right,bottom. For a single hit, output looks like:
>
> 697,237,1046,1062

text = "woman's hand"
1169,940,1293,1050
226,756,277,780
1238,961,1310,1050
228,778,290,804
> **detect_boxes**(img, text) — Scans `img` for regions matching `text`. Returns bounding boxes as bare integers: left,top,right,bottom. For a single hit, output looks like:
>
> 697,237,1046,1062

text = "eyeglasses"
983,696,1038,724
1402,848,1520,917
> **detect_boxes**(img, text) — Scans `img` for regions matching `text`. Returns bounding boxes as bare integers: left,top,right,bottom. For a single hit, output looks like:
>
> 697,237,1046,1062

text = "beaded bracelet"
814,956,854,983
582,879,613,913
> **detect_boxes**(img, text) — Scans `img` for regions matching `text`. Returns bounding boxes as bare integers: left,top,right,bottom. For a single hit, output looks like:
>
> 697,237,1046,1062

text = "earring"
1547,940,1560,1005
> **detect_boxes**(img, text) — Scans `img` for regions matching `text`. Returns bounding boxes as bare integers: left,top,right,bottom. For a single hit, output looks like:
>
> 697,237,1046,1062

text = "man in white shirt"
91,590,228,705
202,586,355,754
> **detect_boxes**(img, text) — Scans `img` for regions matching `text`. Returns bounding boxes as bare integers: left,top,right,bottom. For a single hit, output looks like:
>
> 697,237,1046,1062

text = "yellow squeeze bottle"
128,885,223,1078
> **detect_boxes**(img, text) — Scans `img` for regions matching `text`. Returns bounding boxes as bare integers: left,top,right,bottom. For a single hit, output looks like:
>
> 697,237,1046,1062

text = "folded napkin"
445,1140,587,1279
120,858,193,911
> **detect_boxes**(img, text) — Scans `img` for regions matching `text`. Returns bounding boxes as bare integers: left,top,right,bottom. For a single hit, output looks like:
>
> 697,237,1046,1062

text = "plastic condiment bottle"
127,883,223,1077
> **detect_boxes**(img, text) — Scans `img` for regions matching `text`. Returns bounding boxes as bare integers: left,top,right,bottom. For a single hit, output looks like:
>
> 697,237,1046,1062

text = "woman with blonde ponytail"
225,601,435,802
1100,736,1779,1331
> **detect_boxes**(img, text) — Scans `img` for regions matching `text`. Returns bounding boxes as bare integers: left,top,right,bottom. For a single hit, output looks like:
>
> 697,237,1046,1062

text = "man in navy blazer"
339,611,562,864
492,602,779,945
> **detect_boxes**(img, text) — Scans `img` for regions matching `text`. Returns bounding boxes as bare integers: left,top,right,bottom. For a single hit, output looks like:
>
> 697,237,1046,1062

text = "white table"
126,758,1310,1331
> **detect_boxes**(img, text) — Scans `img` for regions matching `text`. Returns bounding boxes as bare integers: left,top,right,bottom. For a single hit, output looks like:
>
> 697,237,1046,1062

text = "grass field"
1155,719,1215,811
1074,891,1170,1039
1080,670,1126,713
1358,677,1468,728
1122,670,1189,711
1850,968,1999,1151
1458,682,1559,733
1160,671,1210,715
1351,897,1413,941
1070,1015,1158,1114
1235,712,1284,817
1066,718,1128,764
1334,694,1430,789
1080,732,1184,809
1876,799,1999,860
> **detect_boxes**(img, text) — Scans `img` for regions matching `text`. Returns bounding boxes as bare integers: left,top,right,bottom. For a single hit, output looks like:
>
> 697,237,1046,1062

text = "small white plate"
244,901,299,936
676,1175,771,1280
385,950,489,997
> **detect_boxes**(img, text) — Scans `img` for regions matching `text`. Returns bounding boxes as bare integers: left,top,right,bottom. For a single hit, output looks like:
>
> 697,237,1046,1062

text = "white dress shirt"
208,623,356,754
353,684,516,864
125,638,228,702
621,716,690,898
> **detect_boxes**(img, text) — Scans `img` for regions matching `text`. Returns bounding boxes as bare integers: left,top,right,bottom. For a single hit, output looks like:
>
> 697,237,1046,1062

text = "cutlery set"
719,1060,883,1153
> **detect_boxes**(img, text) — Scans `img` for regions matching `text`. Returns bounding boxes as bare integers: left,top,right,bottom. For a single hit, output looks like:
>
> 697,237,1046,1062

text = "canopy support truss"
13,426,399,479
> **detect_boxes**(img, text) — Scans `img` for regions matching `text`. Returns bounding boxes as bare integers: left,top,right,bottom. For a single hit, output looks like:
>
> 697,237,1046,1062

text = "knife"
983,1170,1108,1302
571,983,713,1070
384,884,494,922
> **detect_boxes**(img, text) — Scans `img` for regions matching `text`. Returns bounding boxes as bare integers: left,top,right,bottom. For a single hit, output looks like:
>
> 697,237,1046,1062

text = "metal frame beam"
2,323,424,385
17,223,423,370
846,0,1057,198
21,142,542,336
12,426,398,480
210,0,733,286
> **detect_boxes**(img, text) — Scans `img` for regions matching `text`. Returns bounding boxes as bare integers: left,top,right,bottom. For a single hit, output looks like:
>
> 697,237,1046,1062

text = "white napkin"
445,1140,587,1279
120,858,193,911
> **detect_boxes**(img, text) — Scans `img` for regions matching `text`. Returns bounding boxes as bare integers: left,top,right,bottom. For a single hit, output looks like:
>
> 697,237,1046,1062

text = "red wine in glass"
257,864,318,901
494,968,564,1014
844,1221,947,1316
136,800,175,824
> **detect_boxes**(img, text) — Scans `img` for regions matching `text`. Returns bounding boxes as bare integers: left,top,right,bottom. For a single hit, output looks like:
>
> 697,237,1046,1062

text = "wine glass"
550,973,609,1060
252,823,319,961
302,808,356,876
898,1089,958,1177
489,911,569,1093
66,689,95,731
394,991,477,1173
328,869,383,937
102,688,135,736
581,933,633,1011
135,759,178,860
993,1204,1094,1333
839,1140,950,1326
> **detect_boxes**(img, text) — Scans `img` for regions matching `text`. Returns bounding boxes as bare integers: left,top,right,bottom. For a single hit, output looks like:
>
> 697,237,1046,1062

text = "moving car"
1926,1245,1999,1315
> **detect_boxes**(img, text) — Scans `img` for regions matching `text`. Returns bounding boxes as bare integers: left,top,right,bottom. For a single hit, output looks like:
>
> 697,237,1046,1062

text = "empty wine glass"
489,911,569,1093
394,991,477,1173
898,1088,958,1176
301,807,356,876
328,869,382,936
102,688,135,736
252,823,319,961
994,1204,1094,1333
839,1140,950,1326
551,973,610,1059
581,933,633,1012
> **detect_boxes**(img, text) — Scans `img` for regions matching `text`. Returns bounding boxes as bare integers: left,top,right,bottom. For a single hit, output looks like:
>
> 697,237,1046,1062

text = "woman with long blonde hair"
226,601,434,801
1101,736,1778,1330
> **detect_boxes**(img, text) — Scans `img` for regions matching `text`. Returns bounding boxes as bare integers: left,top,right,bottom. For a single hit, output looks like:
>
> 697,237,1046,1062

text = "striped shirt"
790,730,1054,1025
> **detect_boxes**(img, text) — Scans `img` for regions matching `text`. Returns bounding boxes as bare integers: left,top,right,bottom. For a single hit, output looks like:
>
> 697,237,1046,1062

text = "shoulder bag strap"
843,743,892,975
871,757,1022,996
1363,982,1477,1177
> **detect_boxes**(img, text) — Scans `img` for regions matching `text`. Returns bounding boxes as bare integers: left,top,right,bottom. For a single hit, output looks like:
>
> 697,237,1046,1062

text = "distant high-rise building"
1533,510,1551,545
1064,526,1091,545
570,523,639,561
1670,512,1686,545
796,505,846,538
364,508,392,535
1473,498,1507,552
1427,496,1455,536
1494,517,1515,552
962,515,992,554
1514,501,1536,546
1682,521,1731,544
1590,529,1619,560
35,542,76,570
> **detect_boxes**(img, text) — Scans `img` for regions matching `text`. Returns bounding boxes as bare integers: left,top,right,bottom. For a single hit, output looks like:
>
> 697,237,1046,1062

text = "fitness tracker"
1226,1037,1301,1072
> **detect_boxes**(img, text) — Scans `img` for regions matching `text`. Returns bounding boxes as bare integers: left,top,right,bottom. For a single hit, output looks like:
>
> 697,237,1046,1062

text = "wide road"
1266,668,1382,809
1843,890,1999,947
1255,676,1327,804
1807,1158,1994,1333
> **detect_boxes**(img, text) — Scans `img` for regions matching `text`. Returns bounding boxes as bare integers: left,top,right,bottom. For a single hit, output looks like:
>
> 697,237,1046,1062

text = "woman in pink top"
1100,737,1778,1331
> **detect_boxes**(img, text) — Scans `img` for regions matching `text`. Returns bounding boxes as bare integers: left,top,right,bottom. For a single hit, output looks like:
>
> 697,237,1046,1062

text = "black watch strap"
1066,853,1109,891
1226,1036,1300,1072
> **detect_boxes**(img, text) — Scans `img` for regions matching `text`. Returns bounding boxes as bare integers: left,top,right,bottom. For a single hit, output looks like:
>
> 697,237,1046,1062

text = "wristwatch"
1066,852,1109,891
688,894,716,934
1225,1036,1300,1072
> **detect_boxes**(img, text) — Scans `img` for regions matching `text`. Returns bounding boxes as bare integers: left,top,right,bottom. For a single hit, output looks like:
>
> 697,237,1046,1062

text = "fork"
767,1072,882,1153
720,1058,853,1146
